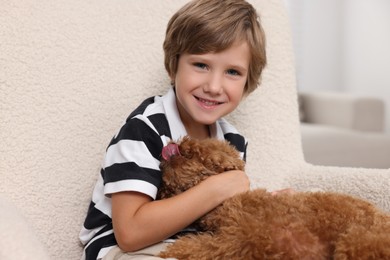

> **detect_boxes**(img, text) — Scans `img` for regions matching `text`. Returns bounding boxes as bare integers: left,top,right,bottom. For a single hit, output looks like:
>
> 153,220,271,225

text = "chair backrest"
0,0,301,258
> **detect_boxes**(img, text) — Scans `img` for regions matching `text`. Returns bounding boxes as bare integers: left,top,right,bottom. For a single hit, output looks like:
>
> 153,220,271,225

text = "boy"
80,0,267,259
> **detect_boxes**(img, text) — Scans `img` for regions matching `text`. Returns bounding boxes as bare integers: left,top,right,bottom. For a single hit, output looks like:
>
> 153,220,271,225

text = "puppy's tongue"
162,143,181,161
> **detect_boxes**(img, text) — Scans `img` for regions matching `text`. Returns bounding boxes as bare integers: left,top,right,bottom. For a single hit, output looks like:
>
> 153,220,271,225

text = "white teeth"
198,97,220,106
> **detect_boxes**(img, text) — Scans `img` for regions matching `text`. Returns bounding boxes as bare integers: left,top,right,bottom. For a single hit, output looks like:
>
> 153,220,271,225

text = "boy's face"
173,41,250,131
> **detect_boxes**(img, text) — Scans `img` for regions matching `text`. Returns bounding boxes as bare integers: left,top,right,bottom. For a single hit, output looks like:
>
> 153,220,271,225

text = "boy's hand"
207,170,250,201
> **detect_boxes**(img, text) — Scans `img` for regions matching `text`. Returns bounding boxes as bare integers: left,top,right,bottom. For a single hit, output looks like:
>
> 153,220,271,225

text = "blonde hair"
163,0,267,95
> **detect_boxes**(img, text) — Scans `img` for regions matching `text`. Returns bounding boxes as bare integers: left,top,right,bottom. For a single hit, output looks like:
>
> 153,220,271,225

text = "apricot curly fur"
157,137,390,260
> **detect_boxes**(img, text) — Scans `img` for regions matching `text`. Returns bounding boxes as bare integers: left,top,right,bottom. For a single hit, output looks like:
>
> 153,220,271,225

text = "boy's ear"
170,75,175,86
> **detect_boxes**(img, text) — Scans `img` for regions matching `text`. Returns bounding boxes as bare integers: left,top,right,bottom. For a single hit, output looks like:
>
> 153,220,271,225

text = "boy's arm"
112,169,249,252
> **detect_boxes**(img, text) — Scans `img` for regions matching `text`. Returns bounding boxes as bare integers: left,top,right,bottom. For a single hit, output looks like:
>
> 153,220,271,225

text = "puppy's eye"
182,150,192,158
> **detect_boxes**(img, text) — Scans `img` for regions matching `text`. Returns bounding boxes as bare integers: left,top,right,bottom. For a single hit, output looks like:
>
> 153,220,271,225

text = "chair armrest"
299,92,385,132
300,124,390,168
0,196,50,260
288,164,390,212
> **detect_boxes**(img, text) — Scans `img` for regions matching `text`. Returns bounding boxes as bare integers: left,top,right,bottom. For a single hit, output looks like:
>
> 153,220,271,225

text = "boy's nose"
203,73,223,95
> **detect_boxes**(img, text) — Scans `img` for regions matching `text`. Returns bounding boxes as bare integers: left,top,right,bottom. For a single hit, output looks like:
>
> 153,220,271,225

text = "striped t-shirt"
79,88,247,260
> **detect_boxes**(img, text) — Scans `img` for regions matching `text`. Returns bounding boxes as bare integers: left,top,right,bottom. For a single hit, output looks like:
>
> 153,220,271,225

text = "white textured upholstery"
1,0,389,259
0,197,50,260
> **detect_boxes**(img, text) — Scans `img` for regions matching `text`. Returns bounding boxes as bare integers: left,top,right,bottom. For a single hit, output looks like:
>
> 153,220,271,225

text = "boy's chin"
194,116,220,126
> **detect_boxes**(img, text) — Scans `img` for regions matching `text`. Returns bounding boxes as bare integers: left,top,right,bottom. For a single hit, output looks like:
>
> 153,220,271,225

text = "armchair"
1,0,389,259
299,92,390,168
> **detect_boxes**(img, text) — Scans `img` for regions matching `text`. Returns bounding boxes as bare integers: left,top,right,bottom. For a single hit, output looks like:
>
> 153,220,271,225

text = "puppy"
158,137,390,260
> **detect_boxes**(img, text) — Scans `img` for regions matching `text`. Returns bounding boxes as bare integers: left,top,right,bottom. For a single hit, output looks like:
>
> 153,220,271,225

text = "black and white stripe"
80,88,247,260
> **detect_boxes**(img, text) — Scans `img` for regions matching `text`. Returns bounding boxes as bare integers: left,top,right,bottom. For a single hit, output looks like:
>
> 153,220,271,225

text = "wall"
285,0,344,92
285,0,390,132
344,0,390,132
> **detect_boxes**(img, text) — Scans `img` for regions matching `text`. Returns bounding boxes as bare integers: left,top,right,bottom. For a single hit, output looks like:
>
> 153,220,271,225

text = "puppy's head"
157,136,245,200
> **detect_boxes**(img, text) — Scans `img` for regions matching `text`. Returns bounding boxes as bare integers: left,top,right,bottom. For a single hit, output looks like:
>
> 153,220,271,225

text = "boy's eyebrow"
227,64,248,73
186,54,209,62
188,55,248,72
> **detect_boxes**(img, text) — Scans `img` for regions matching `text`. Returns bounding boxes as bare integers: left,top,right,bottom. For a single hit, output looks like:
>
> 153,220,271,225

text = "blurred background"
283,0,390,168
284,0,390,132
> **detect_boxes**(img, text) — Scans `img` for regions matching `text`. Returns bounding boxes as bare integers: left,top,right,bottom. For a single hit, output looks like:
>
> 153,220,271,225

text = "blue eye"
194,63,208,70
227,69,240,76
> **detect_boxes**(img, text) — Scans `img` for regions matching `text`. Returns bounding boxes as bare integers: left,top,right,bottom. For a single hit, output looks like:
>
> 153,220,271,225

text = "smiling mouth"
195,96,224,106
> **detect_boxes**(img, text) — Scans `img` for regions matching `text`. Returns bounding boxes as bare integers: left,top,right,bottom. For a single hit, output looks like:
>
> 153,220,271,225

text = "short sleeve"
102,116,165,199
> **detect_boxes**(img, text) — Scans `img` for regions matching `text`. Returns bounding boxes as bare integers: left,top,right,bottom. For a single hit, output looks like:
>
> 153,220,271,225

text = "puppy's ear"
158,155,185,199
